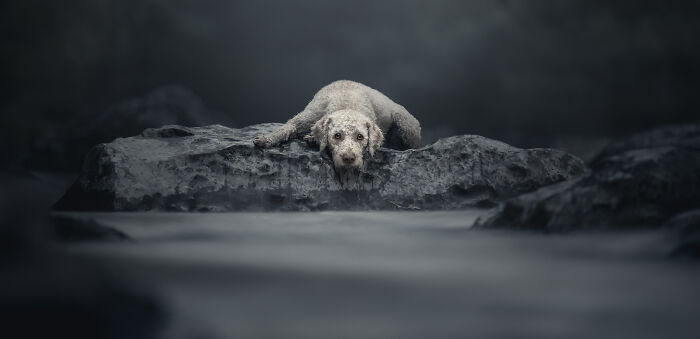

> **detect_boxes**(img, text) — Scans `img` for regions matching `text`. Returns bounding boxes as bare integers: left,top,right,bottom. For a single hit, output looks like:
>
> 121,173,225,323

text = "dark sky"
2,0,700,158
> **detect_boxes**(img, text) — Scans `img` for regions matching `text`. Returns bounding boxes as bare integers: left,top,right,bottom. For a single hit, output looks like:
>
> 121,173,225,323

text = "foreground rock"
1,178,163,339
475,123,700,232
55,123,584,211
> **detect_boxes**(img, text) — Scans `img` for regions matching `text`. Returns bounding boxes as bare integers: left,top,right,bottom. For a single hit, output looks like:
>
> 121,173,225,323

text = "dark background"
2,0,699,170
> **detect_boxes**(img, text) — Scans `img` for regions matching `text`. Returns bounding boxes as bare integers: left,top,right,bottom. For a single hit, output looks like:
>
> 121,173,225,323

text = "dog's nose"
342,154,356,164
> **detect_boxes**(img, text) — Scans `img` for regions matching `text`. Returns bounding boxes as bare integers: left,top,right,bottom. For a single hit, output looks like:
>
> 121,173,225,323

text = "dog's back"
255,80,420,150
310,80,407,133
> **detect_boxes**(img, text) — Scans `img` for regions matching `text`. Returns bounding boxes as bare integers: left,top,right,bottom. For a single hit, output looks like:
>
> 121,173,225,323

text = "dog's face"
311,110,384,170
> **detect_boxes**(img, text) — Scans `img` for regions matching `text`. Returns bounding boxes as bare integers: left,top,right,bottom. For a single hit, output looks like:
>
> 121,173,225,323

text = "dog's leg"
390,109,422,149
253,123,296,148
254,109,325,148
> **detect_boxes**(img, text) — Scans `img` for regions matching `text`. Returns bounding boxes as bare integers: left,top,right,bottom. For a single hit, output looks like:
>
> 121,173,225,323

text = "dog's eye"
334,133,341,139
356,134,364,141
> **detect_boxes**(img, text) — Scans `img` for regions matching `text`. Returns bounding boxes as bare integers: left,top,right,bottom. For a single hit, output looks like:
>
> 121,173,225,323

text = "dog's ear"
366,121,384,157
311,115,332,152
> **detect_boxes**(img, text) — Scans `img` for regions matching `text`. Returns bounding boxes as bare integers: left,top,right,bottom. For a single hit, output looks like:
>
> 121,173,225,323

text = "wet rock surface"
475,123,700,232
55,123,585,211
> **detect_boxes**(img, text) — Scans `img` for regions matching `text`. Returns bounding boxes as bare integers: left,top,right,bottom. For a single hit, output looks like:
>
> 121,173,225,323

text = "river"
59,211,700,339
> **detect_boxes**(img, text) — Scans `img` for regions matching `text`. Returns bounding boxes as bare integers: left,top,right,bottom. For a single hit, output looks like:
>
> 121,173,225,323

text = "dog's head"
311,109,384,170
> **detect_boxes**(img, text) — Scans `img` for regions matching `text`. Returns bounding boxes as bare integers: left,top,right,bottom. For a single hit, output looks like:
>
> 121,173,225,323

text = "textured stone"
55,123,585,211
475,123,700,232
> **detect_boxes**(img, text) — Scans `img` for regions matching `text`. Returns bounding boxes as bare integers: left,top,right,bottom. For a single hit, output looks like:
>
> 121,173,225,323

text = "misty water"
59,211,700,339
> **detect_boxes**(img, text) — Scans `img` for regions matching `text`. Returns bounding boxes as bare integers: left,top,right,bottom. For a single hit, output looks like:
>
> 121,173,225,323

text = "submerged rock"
475,123,700,232
51,215,131,242
55,123,585,211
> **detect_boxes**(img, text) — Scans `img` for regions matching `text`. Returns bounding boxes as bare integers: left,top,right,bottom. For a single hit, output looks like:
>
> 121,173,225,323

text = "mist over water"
64,211,700,339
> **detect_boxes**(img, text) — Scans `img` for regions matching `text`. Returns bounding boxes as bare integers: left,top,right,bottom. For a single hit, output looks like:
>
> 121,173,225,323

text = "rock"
664,210,700,259
0,254,164,339
27,85,233,171
54,123,585,211
475,123,700,232
592,122,700,162
51,215,131,242
0,178,164,339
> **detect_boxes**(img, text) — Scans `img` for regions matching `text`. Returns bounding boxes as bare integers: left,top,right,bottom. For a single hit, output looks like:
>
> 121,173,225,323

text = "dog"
253,80,421,170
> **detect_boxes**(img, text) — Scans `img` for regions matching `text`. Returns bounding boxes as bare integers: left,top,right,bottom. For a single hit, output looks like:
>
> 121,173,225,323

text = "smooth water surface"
60,211,700,339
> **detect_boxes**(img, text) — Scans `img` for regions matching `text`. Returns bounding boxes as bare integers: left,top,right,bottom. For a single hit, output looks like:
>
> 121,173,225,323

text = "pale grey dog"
253,80,421,170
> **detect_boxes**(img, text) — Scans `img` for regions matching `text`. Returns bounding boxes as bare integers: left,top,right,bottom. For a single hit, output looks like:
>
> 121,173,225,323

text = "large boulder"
27,85,233,171
475,122,700,232
55,123,585,211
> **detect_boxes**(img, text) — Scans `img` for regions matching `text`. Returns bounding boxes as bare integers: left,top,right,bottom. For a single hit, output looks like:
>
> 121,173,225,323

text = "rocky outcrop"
55,124,585,211
27,85,233,171
475,123,700,232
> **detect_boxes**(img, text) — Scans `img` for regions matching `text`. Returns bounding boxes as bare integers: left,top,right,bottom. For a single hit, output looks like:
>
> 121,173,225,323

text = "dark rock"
664,210,700,259
51,215,131,242
0,177,164,339
54,123,585,211
475,123,700,232
593,122,700,162
27,85,233,171
0,256,165,339
1,174,54,259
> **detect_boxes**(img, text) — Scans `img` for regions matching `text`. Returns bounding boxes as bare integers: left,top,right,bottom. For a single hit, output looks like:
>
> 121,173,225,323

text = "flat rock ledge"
55,123,585,211
475,123,700,232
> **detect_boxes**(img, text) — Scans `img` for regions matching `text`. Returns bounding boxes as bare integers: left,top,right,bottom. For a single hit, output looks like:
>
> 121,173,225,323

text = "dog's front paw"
253,135,272,148
303,133,316,145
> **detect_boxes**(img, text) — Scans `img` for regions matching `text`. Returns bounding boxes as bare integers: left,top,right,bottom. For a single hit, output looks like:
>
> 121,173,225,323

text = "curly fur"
254,80,421,170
